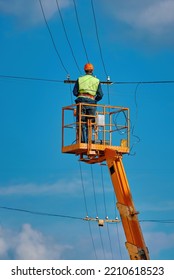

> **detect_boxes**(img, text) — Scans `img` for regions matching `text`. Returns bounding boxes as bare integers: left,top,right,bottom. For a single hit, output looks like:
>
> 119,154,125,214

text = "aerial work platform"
61,102,150,260
62,103,130,163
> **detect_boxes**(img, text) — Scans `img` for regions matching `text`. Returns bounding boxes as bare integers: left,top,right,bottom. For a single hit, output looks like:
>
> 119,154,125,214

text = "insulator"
107,76,110,81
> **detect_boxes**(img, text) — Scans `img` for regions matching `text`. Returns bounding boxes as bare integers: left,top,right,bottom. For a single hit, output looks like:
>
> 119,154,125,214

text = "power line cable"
90,165,98,216
140,219,174,224
79,162,98,259
0,74,64,83
90,165,106,259
128,83,141,155
114,220,123,259
79,162,89,215
39,0,69,74
106,83,111,105
1,74,174,85
113,80,174,85
90,0,108,77
111,181,123,259
100,165,114,259
55,0,82,74
0,206,82,220
68,82,73,104
72,0,90,62
1,206,174,224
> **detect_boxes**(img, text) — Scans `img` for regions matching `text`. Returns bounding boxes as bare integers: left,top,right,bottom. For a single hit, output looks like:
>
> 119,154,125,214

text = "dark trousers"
76,104,96,143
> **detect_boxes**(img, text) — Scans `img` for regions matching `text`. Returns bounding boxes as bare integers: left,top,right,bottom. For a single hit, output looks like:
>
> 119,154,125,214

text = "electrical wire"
140,219,174,224
79,162,89,215
79,162,98,259
0,74,64,83
90,166,99,217
106,84,111,105
1,205,174,224
0,206,82,220
72,0,90,62
69,82,74,104
112,83,140,156
55,0,82,74
128,83,141,155
114,217,123,259
100,165,114,259
111,176,123,259
90,0,108,77
90,165,106,259
1,74,174,85
38,0,69,74
113,80,174,85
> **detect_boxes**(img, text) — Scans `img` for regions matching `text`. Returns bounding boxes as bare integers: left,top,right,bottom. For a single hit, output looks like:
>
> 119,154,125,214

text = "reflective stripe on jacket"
78,75,100,96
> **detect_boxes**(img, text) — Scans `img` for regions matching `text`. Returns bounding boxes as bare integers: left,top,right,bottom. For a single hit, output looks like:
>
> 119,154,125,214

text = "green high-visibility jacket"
78,75,100,96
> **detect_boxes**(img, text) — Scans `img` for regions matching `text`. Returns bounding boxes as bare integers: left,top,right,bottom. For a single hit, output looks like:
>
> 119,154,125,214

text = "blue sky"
0,0,174,260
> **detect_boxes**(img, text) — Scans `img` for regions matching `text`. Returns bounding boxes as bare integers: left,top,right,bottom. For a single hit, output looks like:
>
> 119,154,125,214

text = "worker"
73,63,103,143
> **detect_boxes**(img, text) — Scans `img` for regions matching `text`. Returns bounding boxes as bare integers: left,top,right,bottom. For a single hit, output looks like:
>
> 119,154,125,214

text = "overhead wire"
113,80,174,85
71,1,116,255
90,0,108,77
112,83,141,156
100,165,114,259
69,82,74,104
129,83,141,155
90,165,99,217
38,0,69,75
106,84,111,106
110,172,123,259
0,206,82,220
90,165,106,259
114,214,123,259
72,0,90,62
1,205,174,224
90,0,111,105
140,219,174,224
55,0,82,74
0,74,64,83
1,74,174,85
78,162,98,259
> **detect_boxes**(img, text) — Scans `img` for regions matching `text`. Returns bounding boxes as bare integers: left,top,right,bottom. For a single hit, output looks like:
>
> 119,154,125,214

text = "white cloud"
0,0,72,27
102,0,174,46
139,200,174,213
0,223,173,260
0,224,72,259
116,0,174,33
0,169,106,196
145,230,174,257
0,227,9,257
0,178,83,196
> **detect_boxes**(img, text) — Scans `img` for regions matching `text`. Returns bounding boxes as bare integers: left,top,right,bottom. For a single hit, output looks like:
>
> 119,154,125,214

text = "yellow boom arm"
105,148,150,260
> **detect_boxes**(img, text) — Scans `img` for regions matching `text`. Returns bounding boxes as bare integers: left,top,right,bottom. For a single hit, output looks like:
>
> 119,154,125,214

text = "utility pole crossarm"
64,79,113,85
83,216,120,226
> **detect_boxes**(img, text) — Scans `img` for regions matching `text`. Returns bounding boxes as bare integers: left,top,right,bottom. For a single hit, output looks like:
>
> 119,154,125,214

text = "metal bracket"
64,79,113,85
116,202,139,219
83,216,120,227
126,242,148,260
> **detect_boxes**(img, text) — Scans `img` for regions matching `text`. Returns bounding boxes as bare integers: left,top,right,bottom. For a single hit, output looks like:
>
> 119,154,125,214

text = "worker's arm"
73,80,79,97
95,83,103,101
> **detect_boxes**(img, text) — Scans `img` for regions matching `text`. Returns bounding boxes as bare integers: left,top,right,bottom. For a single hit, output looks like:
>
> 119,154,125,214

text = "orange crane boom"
105,148,149,260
